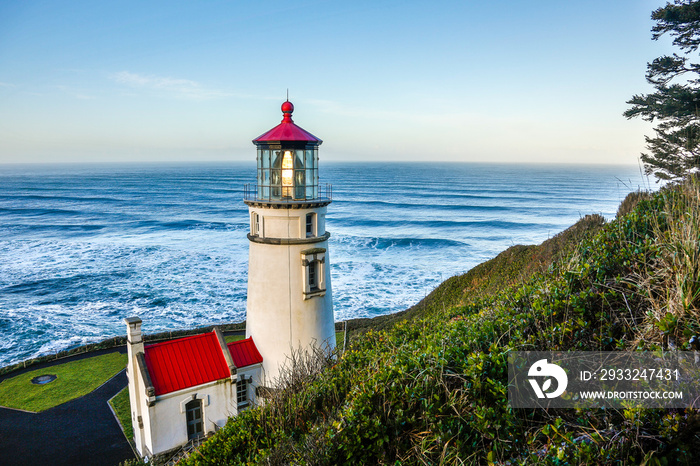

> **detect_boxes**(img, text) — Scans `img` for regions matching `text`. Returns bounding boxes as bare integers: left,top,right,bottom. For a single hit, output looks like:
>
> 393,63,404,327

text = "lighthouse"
245,100,335,384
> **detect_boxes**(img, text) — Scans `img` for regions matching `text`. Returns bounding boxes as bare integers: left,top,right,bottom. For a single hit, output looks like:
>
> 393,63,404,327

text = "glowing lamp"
281,151,294,197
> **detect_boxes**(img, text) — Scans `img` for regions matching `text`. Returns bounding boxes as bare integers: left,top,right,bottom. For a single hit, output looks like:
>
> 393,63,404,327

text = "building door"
185,399,203,440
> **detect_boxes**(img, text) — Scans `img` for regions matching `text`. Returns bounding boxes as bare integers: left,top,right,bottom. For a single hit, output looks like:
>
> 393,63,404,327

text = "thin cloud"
111,71,233,100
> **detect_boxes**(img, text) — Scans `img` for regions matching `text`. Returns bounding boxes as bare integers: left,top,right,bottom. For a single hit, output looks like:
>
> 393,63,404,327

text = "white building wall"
140,386,155,456
147,379,236,456
236,363,263,409
126,363,142,453
246,204,335,384
126,361,146,456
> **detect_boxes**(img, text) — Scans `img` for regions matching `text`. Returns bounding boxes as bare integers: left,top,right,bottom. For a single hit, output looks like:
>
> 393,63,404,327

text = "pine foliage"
625,0,700,181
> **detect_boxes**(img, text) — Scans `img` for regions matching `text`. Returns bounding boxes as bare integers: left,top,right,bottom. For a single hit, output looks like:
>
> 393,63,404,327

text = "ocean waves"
334,235,468,250
0,162,644,366
330,217,558,232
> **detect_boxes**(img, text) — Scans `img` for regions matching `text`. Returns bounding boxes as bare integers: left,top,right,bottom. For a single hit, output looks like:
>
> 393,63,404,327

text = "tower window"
308,261,318,291
251,213,260,236
306,213,316,238
301,248,326,299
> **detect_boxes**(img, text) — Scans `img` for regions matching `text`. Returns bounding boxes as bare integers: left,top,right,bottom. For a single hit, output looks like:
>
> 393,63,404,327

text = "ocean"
0,162,647,367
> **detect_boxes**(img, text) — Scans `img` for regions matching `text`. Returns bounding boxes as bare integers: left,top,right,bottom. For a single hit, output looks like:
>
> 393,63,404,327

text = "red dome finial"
281,100,294,122
253,99,322,144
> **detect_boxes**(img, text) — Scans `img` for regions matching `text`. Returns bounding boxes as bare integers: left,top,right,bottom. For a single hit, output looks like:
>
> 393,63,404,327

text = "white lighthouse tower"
244,100,335,384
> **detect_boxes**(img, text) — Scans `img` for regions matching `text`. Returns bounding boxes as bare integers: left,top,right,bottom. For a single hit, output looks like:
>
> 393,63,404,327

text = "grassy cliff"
174,180,699,465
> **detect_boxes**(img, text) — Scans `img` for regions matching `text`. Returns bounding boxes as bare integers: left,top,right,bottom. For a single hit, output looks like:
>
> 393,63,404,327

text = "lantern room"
251,101,323,201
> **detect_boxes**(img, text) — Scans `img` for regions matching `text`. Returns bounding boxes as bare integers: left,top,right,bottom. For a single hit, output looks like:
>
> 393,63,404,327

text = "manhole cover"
31,374,57,385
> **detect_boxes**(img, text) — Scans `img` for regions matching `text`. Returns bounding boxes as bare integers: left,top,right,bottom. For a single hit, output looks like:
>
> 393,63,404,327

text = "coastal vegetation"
158,177,699,464
0,352,126,412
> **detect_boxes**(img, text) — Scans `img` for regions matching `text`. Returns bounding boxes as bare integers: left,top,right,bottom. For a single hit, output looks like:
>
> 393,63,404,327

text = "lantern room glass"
256,147,318,201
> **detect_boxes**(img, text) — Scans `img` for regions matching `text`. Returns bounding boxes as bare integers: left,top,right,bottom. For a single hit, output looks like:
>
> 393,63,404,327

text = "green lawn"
224,334,245,343
336,331,344,351
110,386,134,442
0,352,127,412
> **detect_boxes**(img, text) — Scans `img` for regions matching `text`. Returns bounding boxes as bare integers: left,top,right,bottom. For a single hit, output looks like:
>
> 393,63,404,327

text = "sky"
0,0,678,165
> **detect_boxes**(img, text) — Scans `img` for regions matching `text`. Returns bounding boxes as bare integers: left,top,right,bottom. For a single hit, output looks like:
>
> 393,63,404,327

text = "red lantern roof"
144,332,263,396
253,101,322,144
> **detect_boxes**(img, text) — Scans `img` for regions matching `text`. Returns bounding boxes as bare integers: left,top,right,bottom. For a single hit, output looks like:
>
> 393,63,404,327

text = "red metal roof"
143,332,264,396
227,337,263,368
253,101,322,144
144,332,230,396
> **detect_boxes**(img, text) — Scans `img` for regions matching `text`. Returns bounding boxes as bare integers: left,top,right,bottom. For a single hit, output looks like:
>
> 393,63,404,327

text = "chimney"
125,316,144,356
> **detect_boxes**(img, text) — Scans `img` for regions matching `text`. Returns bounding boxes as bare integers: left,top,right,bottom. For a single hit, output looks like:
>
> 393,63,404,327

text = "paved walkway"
0,349,135,466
